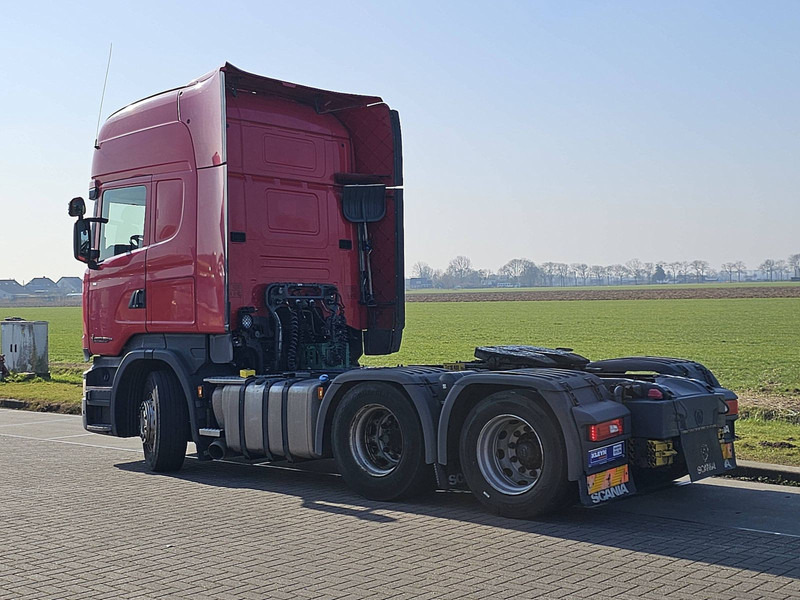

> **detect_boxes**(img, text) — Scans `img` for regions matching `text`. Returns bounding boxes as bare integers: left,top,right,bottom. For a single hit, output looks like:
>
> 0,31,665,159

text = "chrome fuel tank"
211,379,323,460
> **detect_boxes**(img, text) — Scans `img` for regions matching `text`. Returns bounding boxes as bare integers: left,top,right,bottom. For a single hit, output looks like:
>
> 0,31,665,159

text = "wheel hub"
350,404,403,477
139,395,156,452
476,414,544,495
515,434,542,469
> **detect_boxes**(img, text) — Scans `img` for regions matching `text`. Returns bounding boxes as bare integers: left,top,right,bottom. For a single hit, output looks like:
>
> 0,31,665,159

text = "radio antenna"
94,43,113,149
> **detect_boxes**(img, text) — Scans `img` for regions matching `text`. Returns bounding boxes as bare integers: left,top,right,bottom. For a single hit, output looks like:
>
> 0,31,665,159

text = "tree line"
410,253,800,288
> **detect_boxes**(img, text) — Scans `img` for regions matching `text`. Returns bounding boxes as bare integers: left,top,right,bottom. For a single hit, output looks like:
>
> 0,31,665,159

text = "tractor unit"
70,64,737,518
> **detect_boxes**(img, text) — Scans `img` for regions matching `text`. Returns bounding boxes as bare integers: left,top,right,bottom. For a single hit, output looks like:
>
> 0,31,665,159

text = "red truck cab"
75,63,403,365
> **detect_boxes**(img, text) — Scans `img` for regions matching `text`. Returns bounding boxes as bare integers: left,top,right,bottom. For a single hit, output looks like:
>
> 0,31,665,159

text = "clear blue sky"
1,1,798,282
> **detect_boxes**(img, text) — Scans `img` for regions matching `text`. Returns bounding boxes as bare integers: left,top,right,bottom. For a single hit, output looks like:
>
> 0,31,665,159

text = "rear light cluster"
587,418,624,442
725,399,739,415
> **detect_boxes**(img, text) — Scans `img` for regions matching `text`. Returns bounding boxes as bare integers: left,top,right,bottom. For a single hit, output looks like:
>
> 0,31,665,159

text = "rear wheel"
140,370,188,472
332,382,432,501
459,391,569,518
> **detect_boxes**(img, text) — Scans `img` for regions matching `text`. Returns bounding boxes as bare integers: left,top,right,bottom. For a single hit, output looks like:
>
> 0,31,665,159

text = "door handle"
128,289,146,309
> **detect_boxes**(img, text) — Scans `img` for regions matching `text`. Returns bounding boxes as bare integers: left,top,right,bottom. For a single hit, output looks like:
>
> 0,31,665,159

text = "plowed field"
408,285,800,302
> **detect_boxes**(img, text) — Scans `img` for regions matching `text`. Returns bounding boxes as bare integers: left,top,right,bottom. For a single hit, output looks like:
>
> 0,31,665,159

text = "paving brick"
2,426,800,600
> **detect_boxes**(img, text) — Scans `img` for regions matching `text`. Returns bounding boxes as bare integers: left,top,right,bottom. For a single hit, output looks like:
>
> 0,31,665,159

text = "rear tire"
140,370,189,472
332,382,432,501
459,391,569,519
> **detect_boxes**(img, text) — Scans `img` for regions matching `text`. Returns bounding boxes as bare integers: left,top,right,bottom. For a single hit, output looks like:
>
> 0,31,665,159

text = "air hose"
287,308,299,371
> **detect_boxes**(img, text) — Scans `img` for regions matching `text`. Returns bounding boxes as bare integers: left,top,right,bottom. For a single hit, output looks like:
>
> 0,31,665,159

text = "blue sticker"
588,441,625,467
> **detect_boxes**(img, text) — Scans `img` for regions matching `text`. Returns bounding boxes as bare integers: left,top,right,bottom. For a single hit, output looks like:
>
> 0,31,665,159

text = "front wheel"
140,370,189,472
459,391,569,518
332,382,432,501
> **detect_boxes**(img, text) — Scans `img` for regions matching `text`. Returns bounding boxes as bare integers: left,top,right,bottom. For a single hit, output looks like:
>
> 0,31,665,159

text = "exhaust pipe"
207,439,229,460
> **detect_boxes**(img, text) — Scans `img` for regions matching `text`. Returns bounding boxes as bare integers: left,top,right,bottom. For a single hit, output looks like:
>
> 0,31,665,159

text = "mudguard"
586,356,737,401
315,366,446,463
436,369,631,482
108,349,147,436
109,348,203,444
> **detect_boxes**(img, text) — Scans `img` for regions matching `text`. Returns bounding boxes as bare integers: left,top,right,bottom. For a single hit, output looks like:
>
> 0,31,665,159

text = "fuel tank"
211,378,323,460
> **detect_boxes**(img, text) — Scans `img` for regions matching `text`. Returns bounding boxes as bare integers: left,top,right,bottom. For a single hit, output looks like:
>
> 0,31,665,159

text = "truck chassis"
84,341,738,518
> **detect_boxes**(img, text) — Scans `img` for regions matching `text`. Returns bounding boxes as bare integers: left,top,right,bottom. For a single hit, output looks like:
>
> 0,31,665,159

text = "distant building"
0,277,82,306
24,277,59,294
409,277,433,289
0,279,26,299
56,277,82,294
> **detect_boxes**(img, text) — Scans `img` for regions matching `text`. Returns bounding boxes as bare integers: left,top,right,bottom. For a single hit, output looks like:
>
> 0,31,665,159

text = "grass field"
366,298,800,399
2,299,799,464
3,299,800,397
733,417,800,466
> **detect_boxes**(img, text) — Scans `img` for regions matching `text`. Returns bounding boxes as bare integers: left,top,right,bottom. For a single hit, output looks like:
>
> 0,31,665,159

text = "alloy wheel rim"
139,395,156,453
476,414,543,495
349,404,403,477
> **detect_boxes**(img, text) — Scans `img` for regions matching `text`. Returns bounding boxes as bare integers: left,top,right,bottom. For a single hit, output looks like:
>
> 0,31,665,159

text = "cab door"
87,176,151,356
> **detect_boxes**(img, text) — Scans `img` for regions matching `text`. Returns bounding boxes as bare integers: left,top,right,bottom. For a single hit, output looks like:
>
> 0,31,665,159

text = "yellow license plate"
587,465,630,494
721,442,734,459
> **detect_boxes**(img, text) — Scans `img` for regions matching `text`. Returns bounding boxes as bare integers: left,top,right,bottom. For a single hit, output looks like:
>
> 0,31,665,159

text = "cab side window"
98,186,147,261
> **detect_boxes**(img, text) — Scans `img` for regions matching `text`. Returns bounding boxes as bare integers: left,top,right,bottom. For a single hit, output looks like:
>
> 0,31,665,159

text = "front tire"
459,391,569,519
332,382,432,501
140,370,189,472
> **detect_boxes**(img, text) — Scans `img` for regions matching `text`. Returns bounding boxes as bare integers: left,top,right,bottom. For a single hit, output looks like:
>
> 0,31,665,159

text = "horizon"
4,255,799,287
1,2,798,281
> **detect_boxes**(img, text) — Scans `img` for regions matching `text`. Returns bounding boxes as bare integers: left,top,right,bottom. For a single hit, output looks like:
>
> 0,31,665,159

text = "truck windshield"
98,186,146,261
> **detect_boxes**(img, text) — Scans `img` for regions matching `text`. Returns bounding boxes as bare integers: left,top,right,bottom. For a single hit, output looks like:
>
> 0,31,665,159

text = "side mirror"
71,196,105,270
73,219,102,269
68,197,86,218
73,219,92,266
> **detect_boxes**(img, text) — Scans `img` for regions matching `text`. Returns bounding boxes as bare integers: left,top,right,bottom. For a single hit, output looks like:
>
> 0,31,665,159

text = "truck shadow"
114,456,800,579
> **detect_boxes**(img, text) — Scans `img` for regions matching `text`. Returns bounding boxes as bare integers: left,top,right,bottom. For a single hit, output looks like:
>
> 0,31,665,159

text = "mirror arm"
85,220,106,268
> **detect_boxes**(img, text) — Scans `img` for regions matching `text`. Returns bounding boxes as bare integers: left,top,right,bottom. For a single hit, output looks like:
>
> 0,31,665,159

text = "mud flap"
681,427,729,481
578,464,636,506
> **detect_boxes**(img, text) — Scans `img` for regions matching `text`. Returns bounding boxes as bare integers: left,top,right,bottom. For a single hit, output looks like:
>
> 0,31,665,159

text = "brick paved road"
1,409,798,600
